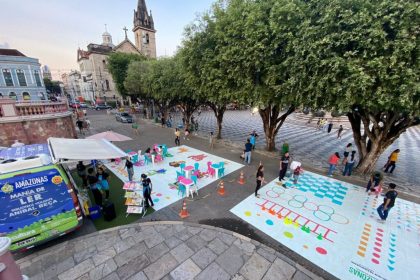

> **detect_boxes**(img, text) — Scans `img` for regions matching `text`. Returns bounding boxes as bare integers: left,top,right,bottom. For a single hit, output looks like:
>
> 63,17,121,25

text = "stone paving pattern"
17,222,321,280
168,110,420,195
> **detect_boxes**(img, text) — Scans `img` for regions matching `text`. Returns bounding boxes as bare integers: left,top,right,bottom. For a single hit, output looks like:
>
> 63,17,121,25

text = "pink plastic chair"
155,154,163,162
207,162,215,177
115,158,122,165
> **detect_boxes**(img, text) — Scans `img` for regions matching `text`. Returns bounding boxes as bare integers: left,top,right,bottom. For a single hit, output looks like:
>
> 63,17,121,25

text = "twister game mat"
105,145,243,211
230,171,420,280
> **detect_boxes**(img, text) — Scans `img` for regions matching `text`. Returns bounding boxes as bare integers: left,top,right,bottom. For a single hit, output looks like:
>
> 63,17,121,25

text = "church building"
74,0,157,103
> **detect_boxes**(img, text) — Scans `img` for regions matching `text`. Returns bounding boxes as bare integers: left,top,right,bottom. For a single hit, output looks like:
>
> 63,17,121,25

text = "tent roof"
47,137,127,163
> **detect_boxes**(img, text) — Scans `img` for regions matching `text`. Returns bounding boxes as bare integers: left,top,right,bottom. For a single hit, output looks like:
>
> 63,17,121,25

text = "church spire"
133,0,155,31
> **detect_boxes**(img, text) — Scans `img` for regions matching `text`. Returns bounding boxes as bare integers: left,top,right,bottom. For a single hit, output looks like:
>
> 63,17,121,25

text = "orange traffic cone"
179,200,189,218
218,180,226,196
237,171,245,185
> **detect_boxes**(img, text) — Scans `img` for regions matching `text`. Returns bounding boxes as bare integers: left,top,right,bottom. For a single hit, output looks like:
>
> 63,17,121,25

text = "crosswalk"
169,110,420,188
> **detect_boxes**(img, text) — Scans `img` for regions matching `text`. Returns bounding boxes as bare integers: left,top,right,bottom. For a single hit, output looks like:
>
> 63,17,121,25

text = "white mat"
230,171,420,280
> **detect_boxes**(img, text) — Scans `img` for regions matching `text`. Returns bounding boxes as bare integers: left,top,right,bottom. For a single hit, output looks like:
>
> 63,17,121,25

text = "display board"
105,145,243,211
230,171,420,280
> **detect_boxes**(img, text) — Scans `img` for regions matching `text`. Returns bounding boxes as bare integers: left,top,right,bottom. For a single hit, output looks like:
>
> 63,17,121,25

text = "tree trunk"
208,104,226,139
259,105,295,151
347,108,419,175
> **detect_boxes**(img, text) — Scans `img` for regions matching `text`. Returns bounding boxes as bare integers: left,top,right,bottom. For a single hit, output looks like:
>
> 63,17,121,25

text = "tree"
292,0,419,174
187,0,304,150
43,78,61,94
107,52,145,97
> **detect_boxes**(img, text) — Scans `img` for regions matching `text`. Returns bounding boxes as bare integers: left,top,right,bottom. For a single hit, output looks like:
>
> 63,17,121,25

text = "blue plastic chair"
218,167,225,177
178,183,186,197
131,154,139,163
176,170,185,180
144,155,152,165
191,175,198,185
180,162,186,172
219,162,225,168
194,162,199,171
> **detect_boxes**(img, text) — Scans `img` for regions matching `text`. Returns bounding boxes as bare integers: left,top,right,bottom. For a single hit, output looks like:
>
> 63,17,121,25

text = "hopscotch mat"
105,145,243,211
230,171,420,280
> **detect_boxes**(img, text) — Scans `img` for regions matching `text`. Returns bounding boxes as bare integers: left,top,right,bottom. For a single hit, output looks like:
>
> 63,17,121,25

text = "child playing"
184,128,190,140
293,165,303,184
369,183,383,198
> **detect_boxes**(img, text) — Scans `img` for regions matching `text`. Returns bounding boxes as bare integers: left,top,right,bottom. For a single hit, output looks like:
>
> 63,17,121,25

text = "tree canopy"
107,52,145,96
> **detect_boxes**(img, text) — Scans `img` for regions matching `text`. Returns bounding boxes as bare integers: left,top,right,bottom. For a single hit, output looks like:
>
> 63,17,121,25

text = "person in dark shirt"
244,139,253,165
76,119,84,135
76,161,88,187
255,164,265,197
278,152,290,182
87,168,102,206
377,183,398,222
125,158,134,181
141,174,154,208
97,167,110,200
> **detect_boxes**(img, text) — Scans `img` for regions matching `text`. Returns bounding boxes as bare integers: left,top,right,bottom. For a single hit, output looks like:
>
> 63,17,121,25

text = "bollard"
0,237,28,280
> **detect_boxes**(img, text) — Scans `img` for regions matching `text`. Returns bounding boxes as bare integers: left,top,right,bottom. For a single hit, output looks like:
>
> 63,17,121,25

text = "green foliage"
43,78,61,94
107,52,146,96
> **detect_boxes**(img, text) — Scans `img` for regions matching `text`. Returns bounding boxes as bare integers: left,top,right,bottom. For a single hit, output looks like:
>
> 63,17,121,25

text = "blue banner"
0,144,50,160
0,168,74,234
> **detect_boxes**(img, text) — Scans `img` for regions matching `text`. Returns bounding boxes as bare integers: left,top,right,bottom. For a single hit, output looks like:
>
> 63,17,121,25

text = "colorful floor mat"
230,171,420,280
105,145,243,211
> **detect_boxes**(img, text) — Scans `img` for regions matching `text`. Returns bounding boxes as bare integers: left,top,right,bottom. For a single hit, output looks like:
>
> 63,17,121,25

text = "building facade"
133,0,157,58
41,65,52,80
0,49,47,101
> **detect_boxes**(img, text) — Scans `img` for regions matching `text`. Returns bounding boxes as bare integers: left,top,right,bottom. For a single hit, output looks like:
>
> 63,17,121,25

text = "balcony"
0,98,72,122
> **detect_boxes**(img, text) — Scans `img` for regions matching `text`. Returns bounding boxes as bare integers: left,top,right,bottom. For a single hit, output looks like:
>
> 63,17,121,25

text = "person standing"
342,143,353,165
255,164,265,197
174,128,181,146
125,157,134,181
97,167,110,201
278,152,290,182
76,161,88,187
366,171,383,192
342,151,357,176
384,149,400,174
141,174,154,208
209,132,215,149
244,139,253,165
327,121,334,133
184,128,190,140
161,115,166,127
87,168,102,206
11,140,25,147
327,152,340,176
377,183,398,223
316,118,321,130
76,119,84,135
337,125,344,139
293,165,304,184
250,130,259,150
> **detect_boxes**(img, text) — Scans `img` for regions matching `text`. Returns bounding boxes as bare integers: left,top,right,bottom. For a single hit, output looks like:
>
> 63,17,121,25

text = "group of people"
75,118,90,135
327,143,358,177
76,161,110,207
124,157,155,208
316,118,334,133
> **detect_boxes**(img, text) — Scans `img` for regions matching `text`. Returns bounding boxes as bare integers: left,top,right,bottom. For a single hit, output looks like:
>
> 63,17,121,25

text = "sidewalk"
17,222,321,280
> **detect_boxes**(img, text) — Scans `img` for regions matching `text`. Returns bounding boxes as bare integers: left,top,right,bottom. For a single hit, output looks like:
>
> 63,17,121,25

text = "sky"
0,0,214,79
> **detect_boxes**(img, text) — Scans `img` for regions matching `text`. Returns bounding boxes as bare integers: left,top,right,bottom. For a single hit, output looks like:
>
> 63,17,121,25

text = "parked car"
69,102,80,109
116,112,133,123
95,104,112,110
79,102,88,108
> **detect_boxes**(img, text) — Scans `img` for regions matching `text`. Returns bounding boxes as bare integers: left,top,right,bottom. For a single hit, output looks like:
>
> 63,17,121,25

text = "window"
2,69,14,86
9,92,17,100
16,69,27,86
0,93,3,97
22,92,31,100
142,33,150,44
34,70,42,87
105,80,110,90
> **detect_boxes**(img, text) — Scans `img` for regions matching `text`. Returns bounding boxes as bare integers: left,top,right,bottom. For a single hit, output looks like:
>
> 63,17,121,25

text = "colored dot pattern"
357,223,371,258
371,227,383,265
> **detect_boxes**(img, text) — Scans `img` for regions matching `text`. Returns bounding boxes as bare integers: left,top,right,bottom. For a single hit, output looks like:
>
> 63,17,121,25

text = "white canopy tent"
47,137,128,164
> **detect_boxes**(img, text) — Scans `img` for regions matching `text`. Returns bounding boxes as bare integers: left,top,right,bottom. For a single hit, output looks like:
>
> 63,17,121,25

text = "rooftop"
0,49,26,57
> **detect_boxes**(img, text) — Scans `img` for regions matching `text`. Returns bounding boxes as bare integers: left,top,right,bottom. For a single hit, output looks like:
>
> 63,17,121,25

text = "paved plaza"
17,222,314,280
15,111,419,280
176,110,419,194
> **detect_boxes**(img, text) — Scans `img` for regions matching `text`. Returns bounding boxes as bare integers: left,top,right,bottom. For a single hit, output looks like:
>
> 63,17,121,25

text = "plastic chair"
180,162,186,172
218,167,225,177
131,154,139,163
219,162,225,168
207,162,215,177
162,145,168,156
191,175,198,185
144,155,152,165
115,158,122,165
194,163,199,171
176,171,185,180
178,183,186,197
155,154,163,162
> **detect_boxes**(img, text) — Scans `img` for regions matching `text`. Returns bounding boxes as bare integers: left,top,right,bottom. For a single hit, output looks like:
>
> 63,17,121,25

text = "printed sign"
0,167,79,250
0,144,50,160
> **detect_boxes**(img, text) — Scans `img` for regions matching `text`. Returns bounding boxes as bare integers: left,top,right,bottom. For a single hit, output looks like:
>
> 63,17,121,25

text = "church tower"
133,0,156,58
